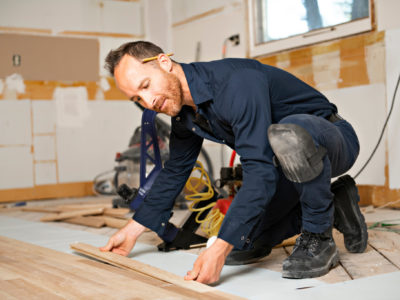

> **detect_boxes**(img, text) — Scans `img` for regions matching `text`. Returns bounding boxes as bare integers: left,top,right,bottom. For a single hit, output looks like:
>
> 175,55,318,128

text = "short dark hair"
104,41,165,76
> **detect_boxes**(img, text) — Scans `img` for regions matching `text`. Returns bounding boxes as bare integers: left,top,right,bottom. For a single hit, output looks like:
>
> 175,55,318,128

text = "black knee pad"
268,123,327,183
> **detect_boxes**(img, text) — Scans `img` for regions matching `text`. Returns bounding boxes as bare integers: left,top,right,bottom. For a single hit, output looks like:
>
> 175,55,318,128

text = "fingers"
184,270,199,281
184,262,201,281
99,237,115,252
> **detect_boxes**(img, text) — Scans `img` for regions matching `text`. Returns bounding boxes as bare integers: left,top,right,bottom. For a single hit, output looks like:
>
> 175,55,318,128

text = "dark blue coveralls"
133,58,360,250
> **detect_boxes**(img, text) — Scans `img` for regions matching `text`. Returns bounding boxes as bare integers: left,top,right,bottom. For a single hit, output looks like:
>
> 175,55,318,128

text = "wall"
169,0,400,207
1,0,399,207
0,0,144,201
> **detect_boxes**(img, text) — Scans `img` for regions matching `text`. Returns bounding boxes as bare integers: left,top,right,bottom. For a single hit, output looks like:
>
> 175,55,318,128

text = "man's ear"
157,53,173,72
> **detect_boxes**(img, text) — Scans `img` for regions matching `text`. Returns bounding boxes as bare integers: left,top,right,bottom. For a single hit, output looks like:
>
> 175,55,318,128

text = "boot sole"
225,247,272,265
282,250,339,279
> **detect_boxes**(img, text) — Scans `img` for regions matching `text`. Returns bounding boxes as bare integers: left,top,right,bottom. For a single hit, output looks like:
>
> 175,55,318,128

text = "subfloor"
1,196,400,299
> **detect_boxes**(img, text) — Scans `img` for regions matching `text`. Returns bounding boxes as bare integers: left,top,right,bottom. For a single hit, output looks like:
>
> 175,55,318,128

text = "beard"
159,71,184,117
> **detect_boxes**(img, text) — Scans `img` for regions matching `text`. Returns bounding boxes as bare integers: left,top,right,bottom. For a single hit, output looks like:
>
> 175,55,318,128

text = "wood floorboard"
0,236,241,299
333,230,398,279
367,230,400,269
1,197,400,288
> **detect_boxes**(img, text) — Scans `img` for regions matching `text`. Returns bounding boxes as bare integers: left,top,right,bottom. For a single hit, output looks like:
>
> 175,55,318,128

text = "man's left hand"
184,238,233,284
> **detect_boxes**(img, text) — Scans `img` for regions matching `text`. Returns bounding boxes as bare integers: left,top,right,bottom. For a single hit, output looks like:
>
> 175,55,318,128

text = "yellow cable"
185,161,226,237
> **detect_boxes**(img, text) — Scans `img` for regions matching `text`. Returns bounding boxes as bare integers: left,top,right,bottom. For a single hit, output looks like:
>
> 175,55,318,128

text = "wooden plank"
70,242,228,295
0,279,64,299
40,208,104,222
103,208,130,218
21,206,61,213
63,216,106,228
103,216,129,228
57,203,111,211
333,230,398,279
0,181,94,203
274,234,298,248
0,236,238,300
368,230,400,269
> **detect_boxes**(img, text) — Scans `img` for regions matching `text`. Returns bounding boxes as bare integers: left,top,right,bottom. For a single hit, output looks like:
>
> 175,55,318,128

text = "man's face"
114,54,184,117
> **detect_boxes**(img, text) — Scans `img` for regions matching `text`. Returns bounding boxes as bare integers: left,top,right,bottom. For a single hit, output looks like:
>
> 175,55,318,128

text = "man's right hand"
100,219,146,256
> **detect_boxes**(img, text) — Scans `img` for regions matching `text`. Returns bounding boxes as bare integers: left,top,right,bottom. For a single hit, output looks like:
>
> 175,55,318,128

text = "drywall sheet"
171,0,233,24
0,99,31,145
32,101,56,134
0,0,143,36
33,135,55,161
56,101,141,183
98,37,132,77
376,0,400,31
172,2,246,62
0,33,99,81
385,28,400,189
55,87,90,128
35,162,57,185
1,215,400,300
0,146,33,190
323,84,387,185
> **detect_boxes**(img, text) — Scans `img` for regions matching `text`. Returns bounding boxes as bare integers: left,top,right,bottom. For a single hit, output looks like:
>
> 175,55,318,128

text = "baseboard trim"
0,182,94,203
357,185,400,208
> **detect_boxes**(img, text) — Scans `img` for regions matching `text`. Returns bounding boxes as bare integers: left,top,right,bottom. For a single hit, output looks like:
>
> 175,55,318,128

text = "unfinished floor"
1,196,400,299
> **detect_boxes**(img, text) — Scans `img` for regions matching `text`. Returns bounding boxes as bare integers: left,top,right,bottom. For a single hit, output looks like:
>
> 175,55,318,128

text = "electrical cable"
185,161,225,237
354,72,400,179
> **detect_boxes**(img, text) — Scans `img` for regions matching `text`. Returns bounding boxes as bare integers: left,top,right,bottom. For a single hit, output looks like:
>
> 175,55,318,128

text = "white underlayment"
0,215,399,300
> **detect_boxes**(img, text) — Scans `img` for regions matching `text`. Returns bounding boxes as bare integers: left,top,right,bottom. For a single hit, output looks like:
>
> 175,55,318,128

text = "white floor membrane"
0,215,399,299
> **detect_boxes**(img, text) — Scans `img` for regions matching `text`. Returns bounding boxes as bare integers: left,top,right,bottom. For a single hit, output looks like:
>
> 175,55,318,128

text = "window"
248,0,372,57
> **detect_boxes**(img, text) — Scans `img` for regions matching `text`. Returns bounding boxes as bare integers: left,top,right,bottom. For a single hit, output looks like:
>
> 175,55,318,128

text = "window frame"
247,0,373,57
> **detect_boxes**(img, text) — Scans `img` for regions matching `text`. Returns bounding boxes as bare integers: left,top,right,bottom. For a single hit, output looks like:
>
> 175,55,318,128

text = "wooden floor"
1,196,400,287
0,236,241,299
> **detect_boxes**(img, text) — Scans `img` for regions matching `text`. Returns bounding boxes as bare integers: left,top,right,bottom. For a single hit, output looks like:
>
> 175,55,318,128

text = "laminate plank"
57,203,111,211
103,216,129,228
22,206,61,213
0,236,241,299
63,216,106,228
70,242,244,299
40,208,104,222
71,242,215,292
0,237,191,299
103,208,130,218
0,278,64,299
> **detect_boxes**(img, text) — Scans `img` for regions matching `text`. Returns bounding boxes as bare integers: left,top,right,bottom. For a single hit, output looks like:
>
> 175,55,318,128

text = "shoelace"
296,232,322,257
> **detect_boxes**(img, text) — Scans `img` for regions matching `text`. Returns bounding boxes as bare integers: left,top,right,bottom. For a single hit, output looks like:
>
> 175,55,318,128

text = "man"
100,41,367,284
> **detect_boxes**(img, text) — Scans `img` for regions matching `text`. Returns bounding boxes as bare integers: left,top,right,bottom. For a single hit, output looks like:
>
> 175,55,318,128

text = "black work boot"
225,240,272,265
332,175,368,253
282,229,339,279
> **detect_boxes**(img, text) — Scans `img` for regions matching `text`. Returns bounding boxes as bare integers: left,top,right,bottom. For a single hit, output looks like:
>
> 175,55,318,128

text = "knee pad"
268,123,327,183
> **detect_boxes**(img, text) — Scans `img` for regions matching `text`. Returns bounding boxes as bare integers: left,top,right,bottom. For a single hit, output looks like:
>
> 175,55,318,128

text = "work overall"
254,114,360,247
